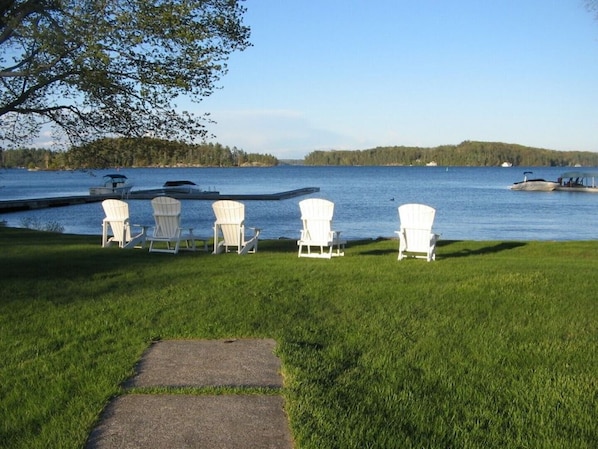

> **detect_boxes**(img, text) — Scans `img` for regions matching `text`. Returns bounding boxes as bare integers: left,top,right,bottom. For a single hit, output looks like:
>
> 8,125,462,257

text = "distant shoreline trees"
0,137,278,169
3,139,598,170
304,141,598,167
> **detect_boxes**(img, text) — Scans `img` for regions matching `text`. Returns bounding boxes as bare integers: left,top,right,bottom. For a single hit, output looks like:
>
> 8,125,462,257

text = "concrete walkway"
85,339,294,449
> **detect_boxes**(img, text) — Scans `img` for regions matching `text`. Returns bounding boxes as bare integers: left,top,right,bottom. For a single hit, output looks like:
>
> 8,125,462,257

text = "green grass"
0,227,596,448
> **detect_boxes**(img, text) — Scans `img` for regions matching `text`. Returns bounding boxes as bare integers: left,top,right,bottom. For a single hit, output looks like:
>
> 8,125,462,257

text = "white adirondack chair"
396,203,439,262
297,198,346,258
101,199,146,249
147,196,203,254
212,200,260,255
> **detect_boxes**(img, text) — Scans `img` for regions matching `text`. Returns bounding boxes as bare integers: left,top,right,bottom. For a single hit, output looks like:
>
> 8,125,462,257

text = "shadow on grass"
0,227,210,289
348,238,528,258
267,238,400,256
438,240,527,258
258,238,298,253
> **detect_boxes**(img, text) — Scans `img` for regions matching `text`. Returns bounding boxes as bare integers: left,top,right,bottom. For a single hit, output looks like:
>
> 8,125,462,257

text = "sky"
192,0,598,159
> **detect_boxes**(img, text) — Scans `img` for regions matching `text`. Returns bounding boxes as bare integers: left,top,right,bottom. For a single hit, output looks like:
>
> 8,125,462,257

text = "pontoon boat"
556,171,598,192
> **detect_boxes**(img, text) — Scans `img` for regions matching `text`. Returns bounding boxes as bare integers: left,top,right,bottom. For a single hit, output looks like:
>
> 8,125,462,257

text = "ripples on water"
1,166,597,241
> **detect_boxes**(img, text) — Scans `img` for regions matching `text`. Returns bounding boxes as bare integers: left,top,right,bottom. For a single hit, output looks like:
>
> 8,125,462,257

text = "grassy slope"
0,228,596,448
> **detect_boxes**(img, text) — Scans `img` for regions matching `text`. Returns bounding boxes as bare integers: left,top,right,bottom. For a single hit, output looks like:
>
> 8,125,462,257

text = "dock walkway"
0,187,319,213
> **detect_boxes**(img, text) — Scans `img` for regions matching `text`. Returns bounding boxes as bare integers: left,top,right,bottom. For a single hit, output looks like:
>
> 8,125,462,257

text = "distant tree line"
5,139,596,170
0,138,278,170
304,141,598,167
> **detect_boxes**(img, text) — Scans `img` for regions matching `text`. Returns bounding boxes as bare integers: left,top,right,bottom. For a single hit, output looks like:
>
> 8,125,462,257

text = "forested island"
305,141,598,167
2,139,598,170
0,137,278,170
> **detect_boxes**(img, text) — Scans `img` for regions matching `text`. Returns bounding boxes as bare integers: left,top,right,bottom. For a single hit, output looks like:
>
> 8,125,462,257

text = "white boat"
501,161,513,167
510,171,558,191
555,171,598,193
89,174,133,196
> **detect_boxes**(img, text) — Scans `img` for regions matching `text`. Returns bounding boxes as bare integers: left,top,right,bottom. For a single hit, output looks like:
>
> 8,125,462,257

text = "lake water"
1,166,597,241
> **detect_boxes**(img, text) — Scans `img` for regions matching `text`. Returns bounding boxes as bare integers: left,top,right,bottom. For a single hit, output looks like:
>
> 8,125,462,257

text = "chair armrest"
132,224,150,234
331,230,346,245
396,229,407,250
331,230,344,240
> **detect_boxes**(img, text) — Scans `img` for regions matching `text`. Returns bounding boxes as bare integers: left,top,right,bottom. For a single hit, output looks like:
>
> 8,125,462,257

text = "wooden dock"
0,187,320,213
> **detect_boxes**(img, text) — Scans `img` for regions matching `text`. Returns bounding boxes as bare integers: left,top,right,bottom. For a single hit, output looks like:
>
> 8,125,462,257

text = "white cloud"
206,109,353,159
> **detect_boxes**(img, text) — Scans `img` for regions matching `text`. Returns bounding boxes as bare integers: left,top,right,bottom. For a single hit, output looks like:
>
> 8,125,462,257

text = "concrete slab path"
126,339,283,389
85,339,294,449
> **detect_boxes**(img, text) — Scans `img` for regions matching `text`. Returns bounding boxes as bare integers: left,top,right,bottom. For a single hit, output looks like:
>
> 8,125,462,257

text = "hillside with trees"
0,138,278,170
5,139,598,170
304,141,598,167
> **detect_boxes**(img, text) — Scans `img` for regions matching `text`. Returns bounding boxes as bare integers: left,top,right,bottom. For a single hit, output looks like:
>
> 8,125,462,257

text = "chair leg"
213,240,225,254
102,222,109,247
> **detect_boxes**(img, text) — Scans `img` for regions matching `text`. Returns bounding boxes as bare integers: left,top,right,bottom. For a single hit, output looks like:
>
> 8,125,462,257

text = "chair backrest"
151,196,182,238
299,198,334,242
102,199,131,242
212,200,245,245
398,203,436,251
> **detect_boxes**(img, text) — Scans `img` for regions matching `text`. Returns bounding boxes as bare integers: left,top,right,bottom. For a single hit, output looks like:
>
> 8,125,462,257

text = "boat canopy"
559,171,598,188
103,174,128,180
559,171,598,179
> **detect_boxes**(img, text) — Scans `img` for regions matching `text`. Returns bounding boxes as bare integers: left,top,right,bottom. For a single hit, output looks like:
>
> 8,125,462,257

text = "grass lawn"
0,227,596,448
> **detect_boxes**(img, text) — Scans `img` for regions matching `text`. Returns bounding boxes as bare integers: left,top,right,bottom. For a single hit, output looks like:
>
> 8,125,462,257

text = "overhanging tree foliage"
0,0,250,147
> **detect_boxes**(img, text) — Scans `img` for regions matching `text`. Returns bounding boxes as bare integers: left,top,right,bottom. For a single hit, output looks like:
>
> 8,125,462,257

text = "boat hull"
131,188,218,197
89,186,133,196
510,181,558,191
555,186,598,193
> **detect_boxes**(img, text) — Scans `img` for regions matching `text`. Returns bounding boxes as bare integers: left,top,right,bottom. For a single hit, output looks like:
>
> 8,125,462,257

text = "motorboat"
161,180,202,194
89,174,133,196
555,171,598,193
510,171,558,191
130,180,219,198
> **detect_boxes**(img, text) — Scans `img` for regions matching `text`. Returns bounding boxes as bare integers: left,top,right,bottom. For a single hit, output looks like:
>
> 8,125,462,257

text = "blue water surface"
1,166,597,241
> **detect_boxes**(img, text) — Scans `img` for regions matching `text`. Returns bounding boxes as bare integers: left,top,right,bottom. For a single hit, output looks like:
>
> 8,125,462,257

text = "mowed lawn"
0,227,596,449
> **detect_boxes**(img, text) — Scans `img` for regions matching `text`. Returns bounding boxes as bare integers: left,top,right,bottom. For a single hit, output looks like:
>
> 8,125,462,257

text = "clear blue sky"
197,0,598,159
